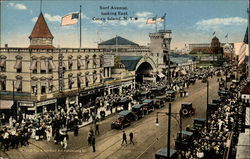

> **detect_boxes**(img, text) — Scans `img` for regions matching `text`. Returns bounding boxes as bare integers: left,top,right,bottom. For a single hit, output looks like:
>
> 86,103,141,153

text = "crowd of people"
180,70,247,159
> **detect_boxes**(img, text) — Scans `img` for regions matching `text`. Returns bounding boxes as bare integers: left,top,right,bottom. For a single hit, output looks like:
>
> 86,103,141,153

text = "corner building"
0,13,104,114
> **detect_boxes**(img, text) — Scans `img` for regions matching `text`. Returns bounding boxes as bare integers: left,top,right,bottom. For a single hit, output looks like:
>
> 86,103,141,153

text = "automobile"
142,99,155,113
155,148,179,159
166,90,176,102
180,103,195,117
207,103,219,115
193,118,206,130
189,77,196,85
154,96,166,108
175,130,194,151
131,104,147,119
111,110,137,129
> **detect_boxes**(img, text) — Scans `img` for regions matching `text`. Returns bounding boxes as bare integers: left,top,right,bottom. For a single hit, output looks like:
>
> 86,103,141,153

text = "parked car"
166,90,176,102
142,99,155,112
175,130,194,151
155,148,179,159
111,110,137,129
132,104,147,119
154,96,166,108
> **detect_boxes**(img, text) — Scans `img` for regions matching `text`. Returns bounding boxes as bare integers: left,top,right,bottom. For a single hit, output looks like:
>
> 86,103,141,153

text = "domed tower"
210,36,223,54
28,12,55,49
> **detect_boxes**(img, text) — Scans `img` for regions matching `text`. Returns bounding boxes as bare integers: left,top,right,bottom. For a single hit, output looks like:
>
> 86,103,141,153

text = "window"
68,56,73,70
77,56,84,70
41,79,46,94
0,56,6,72
85,56,89,69
68,74,74,89
30,59,37,73
93,71,97,83
15,76,22,92
100,56,103,67
14,58,22,73
85,72,90,87
40,59,46,73
0,76,6,91
77,73,83,88
93,55,97,69
100,70,104,83
48,78,53,92
31,79,38,94
48,58,56,73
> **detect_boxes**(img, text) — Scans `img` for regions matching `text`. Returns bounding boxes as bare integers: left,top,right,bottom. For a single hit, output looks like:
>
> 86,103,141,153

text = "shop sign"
103,55,114,67
37,99,57,107
19,101,34,107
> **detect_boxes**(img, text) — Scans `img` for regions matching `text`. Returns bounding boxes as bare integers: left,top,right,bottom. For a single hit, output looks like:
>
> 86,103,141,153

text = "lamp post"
156,103,183,158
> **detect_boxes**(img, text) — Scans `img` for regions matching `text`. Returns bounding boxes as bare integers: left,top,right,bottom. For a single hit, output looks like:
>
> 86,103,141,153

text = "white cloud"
8,2,27,10
196,17,247,30
44,13,61,22
32,17,38,22
135,11,153,17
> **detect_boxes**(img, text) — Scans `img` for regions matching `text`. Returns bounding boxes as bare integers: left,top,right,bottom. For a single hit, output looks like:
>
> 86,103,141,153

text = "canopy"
118,110,131,116
157,73,165,78
180,130,193,136
143,99,153,103
0,100,13,109
132,104,145,109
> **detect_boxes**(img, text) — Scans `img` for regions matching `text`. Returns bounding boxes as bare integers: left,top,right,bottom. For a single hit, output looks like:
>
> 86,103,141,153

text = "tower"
28,12,55,49
149,30,172,73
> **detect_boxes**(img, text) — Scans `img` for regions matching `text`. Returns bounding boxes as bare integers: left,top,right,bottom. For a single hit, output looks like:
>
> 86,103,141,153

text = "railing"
0,47,104,53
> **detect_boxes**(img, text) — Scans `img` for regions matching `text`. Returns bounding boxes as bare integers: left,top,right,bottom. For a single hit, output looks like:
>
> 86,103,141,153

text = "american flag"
156,13,166,23
146,16,157,24
61,13,79,26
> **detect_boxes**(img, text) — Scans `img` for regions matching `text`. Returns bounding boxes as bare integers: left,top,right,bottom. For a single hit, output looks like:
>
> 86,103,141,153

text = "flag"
146,16,157,24
61,13,79,26
225,34,228,38
212,31,216,35
238,27,249,66
156,13,166,23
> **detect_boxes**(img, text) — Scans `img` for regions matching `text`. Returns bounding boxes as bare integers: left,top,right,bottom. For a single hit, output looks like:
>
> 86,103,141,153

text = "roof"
241,82,250,94
155,148,177,158
99,36,139,46
180,130,193,136
143,99,153,103
119,56,142,71
29,12,54,39
132,104,145,109
118,110,131,116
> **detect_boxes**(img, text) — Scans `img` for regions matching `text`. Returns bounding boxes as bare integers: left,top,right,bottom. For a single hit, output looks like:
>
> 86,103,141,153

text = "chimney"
5,44,8,48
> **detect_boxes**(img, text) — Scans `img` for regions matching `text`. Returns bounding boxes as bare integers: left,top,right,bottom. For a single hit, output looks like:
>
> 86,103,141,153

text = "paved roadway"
1,76,220,159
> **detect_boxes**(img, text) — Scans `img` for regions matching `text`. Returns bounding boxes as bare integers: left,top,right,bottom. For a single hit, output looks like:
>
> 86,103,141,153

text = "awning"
93,74,97,81
93,58,98,65
180,70,187,75
30,60,37,70
14,60,22,69
100,57,104,65
86,75,90,82
31,80,37,86
77,59,84,67
100,73,104,79
69,77,74,84
0,100,13,109
78,76,84,83
0,59,6,67
49,79,53,86
85,57,90,63
41,80,47,86
157,73,165,78
49,60,56,69
40,60,46,71
15,79,21,89
68,58,73,66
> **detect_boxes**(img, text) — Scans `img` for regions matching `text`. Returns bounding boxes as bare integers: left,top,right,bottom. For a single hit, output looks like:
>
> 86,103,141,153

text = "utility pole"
167,103,171,159
206,80,209,127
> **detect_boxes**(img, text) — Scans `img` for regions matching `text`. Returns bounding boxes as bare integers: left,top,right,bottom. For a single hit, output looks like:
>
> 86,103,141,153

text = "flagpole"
164,13,166,31
40,0,42,13
80,5,82,49
155,22,157,33
248,0,250,80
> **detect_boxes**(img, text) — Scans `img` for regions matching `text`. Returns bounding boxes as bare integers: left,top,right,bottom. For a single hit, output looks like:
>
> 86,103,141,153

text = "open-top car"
154,96,166,108
132,103,147,119
142,99,155,112
111,110,137,129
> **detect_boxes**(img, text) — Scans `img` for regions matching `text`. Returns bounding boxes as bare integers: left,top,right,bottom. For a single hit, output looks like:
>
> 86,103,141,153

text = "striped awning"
93,58,98,65
0,100,13,109
14,60,22,69
49,60,56,69
15,79,22,89
78,75,84,83
100,73,104,79
40,60,46,71
30,60,37,70
85,74,91,83
77,59,84,67
0,59,6,67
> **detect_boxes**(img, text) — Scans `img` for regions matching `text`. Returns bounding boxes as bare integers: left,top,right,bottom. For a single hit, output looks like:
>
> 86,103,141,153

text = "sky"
0,0,248,49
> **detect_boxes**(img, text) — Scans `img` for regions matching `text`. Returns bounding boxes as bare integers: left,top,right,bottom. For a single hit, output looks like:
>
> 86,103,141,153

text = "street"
2,76,220,159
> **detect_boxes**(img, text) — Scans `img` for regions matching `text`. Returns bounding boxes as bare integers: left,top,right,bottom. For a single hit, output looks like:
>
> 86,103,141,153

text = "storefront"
18,101,35,115
36,99,57,113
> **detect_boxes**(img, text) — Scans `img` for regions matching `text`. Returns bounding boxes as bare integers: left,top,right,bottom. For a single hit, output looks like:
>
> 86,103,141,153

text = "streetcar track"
29,142,50,159
0,150,11,159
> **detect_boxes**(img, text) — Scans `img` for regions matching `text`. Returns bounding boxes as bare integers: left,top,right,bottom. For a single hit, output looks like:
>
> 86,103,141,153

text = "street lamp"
155,103,183,159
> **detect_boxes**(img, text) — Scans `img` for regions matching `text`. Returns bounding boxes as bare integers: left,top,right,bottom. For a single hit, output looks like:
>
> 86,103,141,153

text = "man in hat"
121,131,127,146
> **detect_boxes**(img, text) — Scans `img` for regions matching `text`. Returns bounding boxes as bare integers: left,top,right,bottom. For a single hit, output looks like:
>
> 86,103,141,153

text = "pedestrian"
87,132,92,146
95,123,100,135
129,132,134,145
74,124,79,136
92,135,96,152
121,131,127,145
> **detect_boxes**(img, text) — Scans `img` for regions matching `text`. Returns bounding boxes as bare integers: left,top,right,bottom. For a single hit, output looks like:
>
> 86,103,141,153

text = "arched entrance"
136,62,154,83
